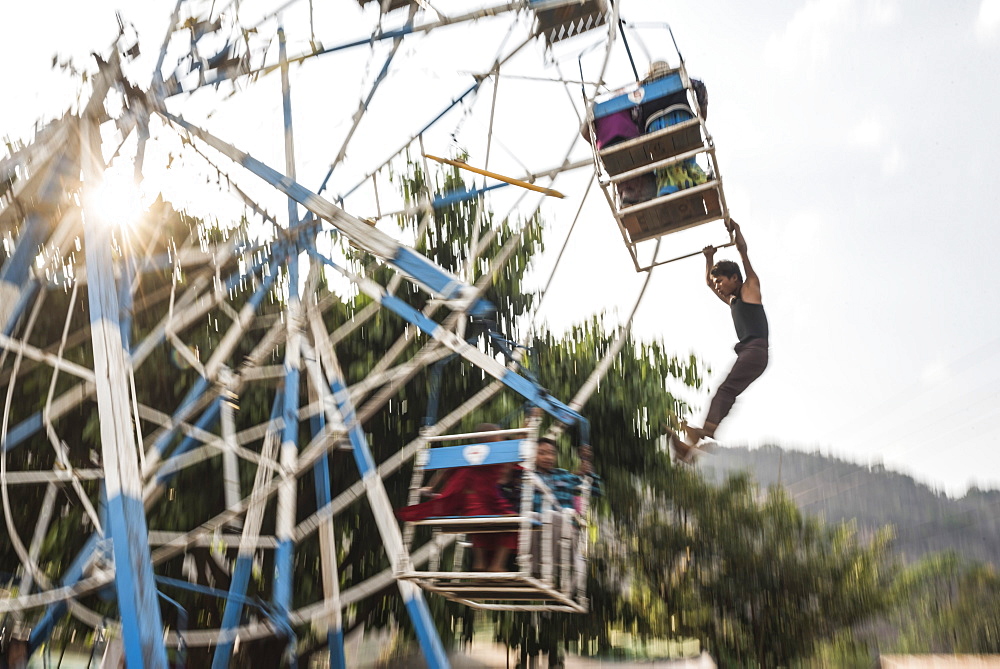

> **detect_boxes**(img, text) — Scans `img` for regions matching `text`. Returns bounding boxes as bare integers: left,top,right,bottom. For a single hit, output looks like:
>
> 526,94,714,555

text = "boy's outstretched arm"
704,245,729,304
730,220,762,302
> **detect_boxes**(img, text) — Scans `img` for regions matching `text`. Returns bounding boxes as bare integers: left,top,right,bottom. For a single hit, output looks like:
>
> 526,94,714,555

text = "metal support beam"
308,250,584,428
15,482,59,607
159,111,483,310
302,330,346,669
143,256,281,475
212,391,284,669
322,350,450,669
0,157,67,333
81,117,168,667
220,370,243,527
273,27,301,666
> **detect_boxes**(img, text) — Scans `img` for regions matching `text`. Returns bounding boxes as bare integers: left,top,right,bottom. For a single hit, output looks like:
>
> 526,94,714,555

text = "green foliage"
703,445,1000,566
654,446,1000,666
379,160,895,668
888,552,1000,654
796,632,876,669
1,153,907,669
610,472,897,668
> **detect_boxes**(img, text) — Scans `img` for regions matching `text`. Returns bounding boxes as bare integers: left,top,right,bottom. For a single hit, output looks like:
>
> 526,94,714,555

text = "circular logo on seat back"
463,444,490,465
627,87,645,104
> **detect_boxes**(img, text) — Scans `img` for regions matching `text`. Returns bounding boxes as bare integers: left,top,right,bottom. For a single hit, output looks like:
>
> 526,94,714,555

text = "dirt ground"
371,642,716,669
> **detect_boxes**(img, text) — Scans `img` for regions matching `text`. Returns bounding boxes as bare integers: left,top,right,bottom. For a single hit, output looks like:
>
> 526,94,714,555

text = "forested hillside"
702,445,1000,564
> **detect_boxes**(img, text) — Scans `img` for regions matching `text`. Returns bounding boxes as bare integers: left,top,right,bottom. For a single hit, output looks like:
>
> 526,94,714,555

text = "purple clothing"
591,110,640,149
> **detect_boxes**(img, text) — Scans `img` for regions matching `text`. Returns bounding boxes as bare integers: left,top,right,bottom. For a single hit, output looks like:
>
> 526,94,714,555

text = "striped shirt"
534,468,602,511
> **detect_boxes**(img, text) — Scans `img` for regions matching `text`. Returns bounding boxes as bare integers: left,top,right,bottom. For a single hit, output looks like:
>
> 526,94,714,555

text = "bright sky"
3,0,999,496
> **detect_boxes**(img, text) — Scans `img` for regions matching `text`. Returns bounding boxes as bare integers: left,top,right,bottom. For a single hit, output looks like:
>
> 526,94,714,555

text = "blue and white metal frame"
273,25,302,667
81,117,168,667
26,252,283,654
307,249,587,432
0,156,68,334
212,389,285,669
323,351,451,669
0,4,625,660
303,337,347,669
158,111,491,316
162,1,531,98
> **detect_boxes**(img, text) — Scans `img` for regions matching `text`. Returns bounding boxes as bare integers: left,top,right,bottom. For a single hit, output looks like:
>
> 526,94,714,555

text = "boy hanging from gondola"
666,220,769,462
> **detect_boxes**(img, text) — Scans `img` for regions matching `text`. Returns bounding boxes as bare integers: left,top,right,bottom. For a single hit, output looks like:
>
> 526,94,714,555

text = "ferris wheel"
0,1,730,667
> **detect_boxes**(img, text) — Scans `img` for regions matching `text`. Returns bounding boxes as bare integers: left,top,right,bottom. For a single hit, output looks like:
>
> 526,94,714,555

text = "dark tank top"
731,294,768,344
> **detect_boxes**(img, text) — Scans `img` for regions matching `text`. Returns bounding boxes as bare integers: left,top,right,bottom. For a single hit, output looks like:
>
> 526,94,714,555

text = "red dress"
397,465,518,551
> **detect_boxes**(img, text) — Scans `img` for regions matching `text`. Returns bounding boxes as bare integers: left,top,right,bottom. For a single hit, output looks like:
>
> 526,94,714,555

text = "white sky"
3,0,999,496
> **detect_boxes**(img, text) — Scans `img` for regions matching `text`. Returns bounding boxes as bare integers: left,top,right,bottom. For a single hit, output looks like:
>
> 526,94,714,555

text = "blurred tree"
491,321,703,667
614,471,897,668
891,552,1000,654
307,158,704,664
3,152,899,669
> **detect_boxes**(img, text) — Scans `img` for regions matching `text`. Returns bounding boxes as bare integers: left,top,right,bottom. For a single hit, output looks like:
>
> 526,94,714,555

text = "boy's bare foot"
682,422,714,444
663,426,699,465
695,439,718,454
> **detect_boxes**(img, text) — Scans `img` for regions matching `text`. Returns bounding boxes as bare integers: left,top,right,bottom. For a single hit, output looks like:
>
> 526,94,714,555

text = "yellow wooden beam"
423,154,565,199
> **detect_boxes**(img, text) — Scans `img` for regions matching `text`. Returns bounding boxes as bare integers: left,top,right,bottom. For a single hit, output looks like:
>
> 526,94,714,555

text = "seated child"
397,424,516,571
640,61,711,198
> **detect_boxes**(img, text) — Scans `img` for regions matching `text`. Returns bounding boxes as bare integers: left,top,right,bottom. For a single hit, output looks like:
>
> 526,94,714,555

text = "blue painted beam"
82,119,168,667
0,156,68,333
27,534,101,654
153,397,222,486
0,213,46,333
592,73,684,119
334,81,481,200
273,27,302,668
157,576,296,642
211,390,285,669
308,359,346,669
423,439,523,470
160,111,484,313
431,182,509,209
307,249,584,428
325,365,450,669
1,279,39,337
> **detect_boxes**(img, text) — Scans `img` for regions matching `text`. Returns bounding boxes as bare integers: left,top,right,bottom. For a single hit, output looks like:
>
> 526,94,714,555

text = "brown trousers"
706,338,768,427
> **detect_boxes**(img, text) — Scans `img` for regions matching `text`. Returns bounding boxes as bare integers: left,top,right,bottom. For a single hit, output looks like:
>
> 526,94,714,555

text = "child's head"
645,60,671,81
536,438,558,472
476,422,502,443
710,260,743,297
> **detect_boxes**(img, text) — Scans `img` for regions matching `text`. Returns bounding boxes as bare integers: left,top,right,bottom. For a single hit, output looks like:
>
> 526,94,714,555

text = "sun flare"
85,165,146,228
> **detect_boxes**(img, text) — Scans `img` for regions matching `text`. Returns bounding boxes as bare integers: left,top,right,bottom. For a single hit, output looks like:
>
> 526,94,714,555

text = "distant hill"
700,445,1000,565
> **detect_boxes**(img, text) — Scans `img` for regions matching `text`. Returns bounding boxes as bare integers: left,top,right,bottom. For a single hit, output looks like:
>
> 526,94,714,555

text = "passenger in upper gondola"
582,93,656,206
585,60,711,207
640,61,710,198
641,61,709,122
